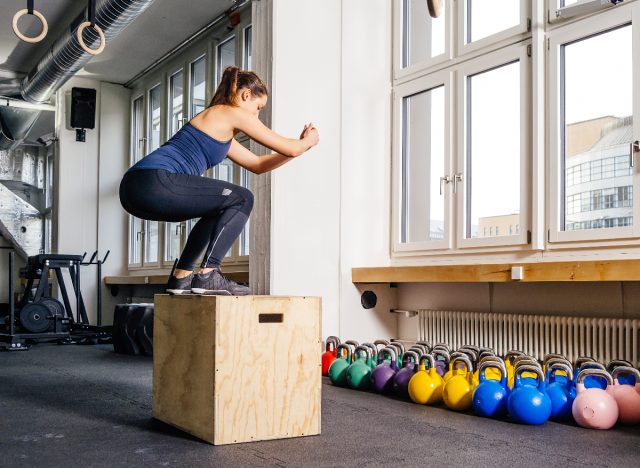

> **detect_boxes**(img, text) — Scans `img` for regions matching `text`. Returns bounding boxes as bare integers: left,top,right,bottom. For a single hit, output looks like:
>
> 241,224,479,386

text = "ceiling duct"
20,0,157,104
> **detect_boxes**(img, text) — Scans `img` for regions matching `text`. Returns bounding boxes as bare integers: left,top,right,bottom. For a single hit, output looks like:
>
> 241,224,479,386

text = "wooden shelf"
352,259,640,283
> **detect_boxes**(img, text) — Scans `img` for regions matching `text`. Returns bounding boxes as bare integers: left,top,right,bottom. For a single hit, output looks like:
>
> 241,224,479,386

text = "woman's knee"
232,186,254,214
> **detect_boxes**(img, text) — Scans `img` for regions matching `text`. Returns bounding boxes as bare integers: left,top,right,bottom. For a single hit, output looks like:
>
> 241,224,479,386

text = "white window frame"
128,93,145,269
547,5,640,243
392,69,453,253
456,42,531,249
394,0,453,81
457,0,531,57
143,82,162,268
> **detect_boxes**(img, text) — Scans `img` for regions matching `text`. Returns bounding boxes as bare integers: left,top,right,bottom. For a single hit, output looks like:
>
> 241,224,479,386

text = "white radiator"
418,310,640,366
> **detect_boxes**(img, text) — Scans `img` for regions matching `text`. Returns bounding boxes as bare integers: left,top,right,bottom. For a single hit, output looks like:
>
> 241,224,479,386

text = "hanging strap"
27,0,34,15
88,0,96,27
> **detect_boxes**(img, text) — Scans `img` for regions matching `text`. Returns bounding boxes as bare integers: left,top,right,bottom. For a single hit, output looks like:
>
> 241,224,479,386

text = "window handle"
439,175,451,195
631,140,639,168
453,173,463,194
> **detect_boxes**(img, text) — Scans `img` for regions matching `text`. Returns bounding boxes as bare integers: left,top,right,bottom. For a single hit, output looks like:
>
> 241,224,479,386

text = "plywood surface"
352,259,640,283
214,296,322,445
152,295,216,443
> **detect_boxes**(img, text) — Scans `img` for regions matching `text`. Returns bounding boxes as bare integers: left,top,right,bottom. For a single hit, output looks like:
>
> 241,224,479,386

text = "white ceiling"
0,0,235,85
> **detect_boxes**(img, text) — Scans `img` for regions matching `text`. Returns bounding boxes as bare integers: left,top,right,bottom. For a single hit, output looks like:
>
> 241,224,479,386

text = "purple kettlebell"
371,346,399,393
432,349,451,377
393,350,420,398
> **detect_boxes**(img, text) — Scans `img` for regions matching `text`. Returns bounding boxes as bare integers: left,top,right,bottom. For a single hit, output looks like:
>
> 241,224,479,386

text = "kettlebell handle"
419,353,435,370
515,364,545,381
353,345,372,361
574,356,596,368
611,365,640,384
543,353,565,364
451,354,473,373
548,362,573,381
576,368,613,386
607,359,633,372
336,343,352,360
401,350,420,366
432,349,451,363
389,340,405,353
378,346,398,363
479,359,507,379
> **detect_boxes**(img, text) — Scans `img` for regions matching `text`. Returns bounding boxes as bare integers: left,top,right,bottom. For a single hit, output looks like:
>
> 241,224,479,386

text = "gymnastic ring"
77,21,106,56
12,9,48,43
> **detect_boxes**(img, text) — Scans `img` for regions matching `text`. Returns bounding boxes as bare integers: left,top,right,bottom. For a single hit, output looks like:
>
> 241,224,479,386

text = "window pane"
217,37,236,83
170,70,184,137
467,61,520,239
467,0,520,44
401,85,446,243
144,220,158,263
402,0,446,68
148,85,161,152
244,26,252,70
129,216,142,264
562,25,633,231
165,223,182,264
190,57,206,119
132,96,144,162
240,167,251,256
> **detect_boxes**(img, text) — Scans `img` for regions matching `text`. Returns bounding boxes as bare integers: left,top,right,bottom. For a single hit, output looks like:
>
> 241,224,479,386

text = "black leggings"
119,169,253,270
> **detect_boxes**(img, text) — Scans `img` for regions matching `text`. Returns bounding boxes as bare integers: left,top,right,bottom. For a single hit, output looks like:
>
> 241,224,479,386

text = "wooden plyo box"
152,294,322,445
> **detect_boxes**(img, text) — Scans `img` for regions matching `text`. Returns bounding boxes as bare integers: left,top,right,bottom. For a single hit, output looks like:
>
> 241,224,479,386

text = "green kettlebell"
328,344,352,387
346,346,373,390
362,342,378,370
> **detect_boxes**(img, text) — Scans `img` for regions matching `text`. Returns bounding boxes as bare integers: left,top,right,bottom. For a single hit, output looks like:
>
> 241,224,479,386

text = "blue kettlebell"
472,359,509,418
546,362,576,421
512,357,542,388
508,365,552,425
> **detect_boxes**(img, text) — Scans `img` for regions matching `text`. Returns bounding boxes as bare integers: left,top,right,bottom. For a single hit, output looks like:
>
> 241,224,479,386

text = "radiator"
418,310,640,367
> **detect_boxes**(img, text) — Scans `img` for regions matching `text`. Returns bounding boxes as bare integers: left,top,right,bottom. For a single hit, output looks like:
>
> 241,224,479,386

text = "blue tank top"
127,122,232,176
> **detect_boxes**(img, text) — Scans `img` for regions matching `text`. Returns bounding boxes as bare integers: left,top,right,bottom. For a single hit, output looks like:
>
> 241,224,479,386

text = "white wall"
55,78,129,325
269,0,396,342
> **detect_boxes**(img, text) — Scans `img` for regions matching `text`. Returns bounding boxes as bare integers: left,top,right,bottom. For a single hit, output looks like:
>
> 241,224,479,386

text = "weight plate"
19,302,51,333
39,298,67,332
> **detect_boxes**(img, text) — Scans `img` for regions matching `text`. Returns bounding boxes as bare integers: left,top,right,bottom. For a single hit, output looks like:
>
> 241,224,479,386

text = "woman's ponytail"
209,66,268,107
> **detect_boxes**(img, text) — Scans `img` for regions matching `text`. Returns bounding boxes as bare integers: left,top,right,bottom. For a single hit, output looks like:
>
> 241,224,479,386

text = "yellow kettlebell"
443,355,475,411
505,351,526,388
408,354,444,405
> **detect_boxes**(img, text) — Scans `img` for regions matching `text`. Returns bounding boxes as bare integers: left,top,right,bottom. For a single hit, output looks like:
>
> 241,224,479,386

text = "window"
400,0,447,72
148,85,161,152
190,56,206,118
394,71,451,251
244,26,252,70
549,6,638,243
129,96,144,267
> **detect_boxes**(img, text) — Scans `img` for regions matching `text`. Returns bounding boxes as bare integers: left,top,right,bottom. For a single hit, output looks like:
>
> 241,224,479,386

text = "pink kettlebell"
611,366,640,425
572,368,618,430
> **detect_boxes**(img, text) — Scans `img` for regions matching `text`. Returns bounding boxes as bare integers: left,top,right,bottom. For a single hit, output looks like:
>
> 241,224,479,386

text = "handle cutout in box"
259,313,283,323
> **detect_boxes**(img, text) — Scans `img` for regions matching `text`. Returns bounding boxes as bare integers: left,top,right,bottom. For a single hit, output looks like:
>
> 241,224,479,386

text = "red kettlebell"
572,368,618,430
611,366,640,425
322,336,340,376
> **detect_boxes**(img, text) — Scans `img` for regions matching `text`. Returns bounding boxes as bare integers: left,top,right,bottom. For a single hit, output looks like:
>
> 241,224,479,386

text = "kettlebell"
572,368,618,430
472,359,509,418
328,344,352,387
474,356,504,383
432,349,450,377
504,350,524,387
545,362,576,421
322,336,340,376
507,365,551,425
346,346,373,390
442,355,475,412
511,357,541,388
392,350,420,398
416,340,432,352
408,354,444,405
371,346,399,394
388,342,405,368
607,360,636,386
611,366,640,425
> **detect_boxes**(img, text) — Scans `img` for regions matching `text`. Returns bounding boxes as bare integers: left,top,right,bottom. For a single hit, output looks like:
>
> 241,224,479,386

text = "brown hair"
209,66,268,107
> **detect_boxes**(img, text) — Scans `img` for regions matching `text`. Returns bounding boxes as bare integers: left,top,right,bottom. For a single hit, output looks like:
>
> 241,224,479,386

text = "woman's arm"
230,108,314,157
226,139,294,175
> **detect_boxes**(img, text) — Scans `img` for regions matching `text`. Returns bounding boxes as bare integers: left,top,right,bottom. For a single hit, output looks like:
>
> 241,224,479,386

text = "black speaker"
70,87,96,129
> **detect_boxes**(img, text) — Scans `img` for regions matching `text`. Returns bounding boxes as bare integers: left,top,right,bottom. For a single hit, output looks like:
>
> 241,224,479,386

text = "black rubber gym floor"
1,343,638,467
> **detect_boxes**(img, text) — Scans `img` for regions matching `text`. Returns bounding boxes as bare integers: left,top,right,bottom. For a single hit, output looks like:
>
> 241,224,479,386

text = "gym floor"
1,344,638,467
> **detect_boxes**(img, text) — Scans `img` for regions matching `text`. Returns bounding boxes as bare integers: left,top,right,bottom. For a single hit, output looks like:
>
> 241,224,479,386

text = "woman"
119,66,320,295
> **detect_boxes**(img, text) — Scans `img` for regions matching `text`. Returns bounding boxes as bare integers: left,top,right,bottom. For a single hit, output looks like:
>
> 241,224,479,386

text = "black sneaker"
166,273,194,295
191,268,250,296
